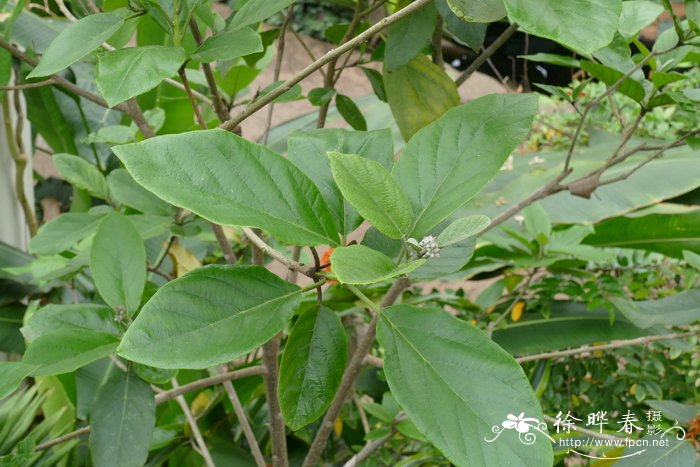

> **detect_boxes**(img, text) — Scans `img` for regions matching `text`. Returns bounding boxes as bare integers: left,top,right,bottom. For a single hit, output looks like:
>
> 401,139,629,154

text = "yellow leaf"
333,416,343,437
168,240,201,278
629,384,637,396
190,392,210,417
511,301,525,322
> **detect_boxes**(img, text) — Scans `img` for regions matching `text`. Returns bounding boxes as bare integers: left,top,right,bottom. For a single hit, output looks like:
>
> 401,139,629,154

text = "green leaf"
335,94,367,131
436,0,487,50
228,0,295,31
90,213,146,316
503,0,622,54
437,215,491,247
21,304,120,342
377,305,552,466
260,80,304,103
192,27,263,62
107,169,175,216
28,9,127,78
328,152,412,239
90,371,155,467
113,129,339,246
0,362,38,399
683,250,700,270
645,400,699,425
619,1,665,40
611,289,700,328
447,0,506,22
618,438,697,467
393,93,538,238
287,128,394,234
520,53,581,68
330,245,425,284
492,304,665,355
385,2,437,71
29,212,106,256
584,212,700,258
385,54,460,141
522,203,551,243
652,71,687,88
96,46,186,107
118,265,300,369
279,306,348,430
361,67,387,102
23,330,119,376
52,153,109,199
580,61,646,102
308,87,336,106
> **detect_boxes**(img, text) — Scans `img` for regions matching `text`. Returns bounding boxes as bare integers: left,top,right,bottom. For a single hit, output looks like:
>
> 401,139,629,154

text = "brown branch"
515,332,696,363
171,379,216,467
0,78,56,90
431,15,444,68
317,0,365,128
262,5,294,144
221,0,434,131
35,426,90,451
217,367,267,467
2,95,37,236
342,414,406,467
178,66,208,129
262,335,288,467
190,20,230,123
242,227,314,277
455,22,519,86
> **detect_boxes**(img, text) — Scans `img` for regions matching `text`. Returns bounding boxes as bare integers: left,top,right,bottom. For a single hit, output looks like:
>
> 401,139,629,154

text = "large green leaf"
618,1,665,40
23,330,119,376
106,169,175,216
90,213,146,316
580,61,646,102
28,9,127,78
492,304,665,355
447,0,506,22
29,212,106,256
393,93,538,238
0,362,38,399
618,438,697,467
384,54,460,141
113,129,339,246
584,212,700,258
436,0,487,50
90,371,155,467
385,2,437,71
329,152,413,239
53,153,109,199
228,0,295,30
645,400,699,425
287,128,394,234
192,27,263,62
611,290,700,328
377,305,552,466
503,0,622,54
118,265,300,369
96,46,186,107
278,306,347,430
330,245,425,285
21,304,120,342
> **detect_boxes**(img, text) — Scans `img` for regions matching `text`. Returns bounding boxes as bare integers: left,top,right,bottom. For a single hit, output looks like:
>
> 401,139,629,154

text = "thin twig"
262,6,294,144
343,414,407,467
455,23,519,86
290,29,325,79
216,367,267,467
190,20,230,123
172,379,216,467
221,0,434,131
515,332,696,363
431,15,444,68
178,66,208,129
242,227,314,277
0,78,56,90
35,426,90,451
262,336,288,467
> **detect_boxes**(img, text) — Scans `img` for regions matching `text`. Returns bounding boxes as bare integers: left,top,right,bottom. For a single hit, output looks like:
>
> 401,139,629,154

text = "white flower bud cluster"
407,235,440,259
